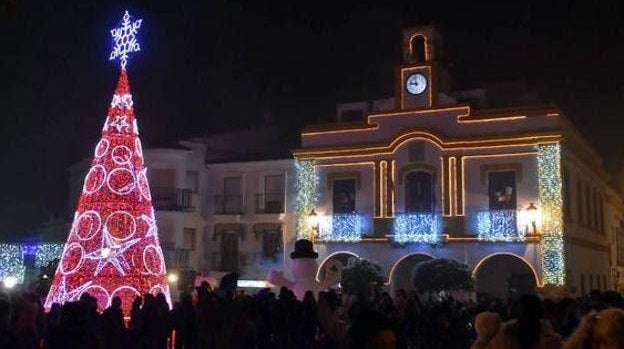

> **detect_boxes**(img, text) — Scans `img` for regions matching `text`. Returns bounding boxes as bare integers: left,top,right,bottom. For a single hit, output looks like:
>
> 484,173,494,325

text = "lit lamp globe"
3,276,18,289
526,202,539,235
307,209,320,231
167,273,179,284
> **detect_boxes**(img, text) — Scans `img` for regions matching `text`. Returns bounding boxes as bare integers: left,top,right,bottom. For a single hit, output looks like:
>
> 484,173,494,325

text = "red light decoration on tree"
45,11,170,316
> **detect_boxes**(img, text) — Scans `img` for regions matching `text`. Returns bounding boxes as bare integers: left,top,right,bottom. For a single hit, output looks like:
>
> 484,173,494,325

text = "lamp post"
526,202,538,235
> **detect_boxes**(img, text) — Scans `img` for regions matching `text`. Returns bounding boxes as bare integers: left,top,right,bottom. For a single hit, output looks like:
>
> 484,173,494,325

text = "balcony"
152,187,195,212
476,209,527,241
214,195,244,215
163,248,191,269
317,213,365,242
255,193,285,214
393,212,442,243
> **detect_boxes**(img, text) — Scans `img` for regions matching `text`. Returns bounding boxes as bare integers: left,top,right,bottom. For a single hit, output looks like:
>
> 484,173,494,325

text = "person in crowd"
348,308,397,349
471,311,501,349
487,294,561,349
100,296,125,349
564,308,624,349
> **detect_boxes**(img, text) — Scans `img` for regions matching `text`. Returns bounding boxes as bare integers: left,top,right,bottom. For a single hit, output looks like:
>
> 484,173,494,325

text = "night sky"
1,1,623,238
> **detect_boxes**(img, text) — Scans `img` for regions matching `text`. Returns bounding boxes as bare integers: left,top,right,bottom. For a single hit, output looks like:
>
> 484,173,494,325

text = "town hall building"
292,25,622,297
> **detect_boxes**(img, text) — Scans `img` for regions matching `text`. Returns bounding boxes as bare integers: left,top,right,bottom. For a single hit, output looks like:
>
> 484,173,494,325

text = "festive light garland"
34,244,65,267
537,143,565,286
0,243,64,283
476,209,526,242
295,159,318,239
393,213,440,243
318,214,363,242
0,244,25,284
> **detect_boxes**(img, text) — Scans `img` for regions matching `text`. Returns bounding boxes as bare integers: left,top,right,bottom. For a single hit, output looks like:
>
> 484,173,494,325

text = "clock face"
406,73,428,95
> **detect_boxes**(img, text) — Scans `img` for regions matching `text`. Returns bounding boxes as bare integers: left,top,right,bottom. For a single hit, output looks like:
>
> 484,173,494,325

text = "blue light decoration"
318,214,363,242
110,10,142,70
0,244,25,283
393,213,441,243
537,143,565,286
34,244,65,267
0,243,65,284
476,209,525,242
295,160,318,239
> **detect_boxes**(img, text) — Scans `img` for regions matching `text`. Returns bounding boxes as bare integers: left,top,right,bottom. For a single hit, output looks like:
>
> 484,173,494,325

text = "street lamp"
308,209,320,237
3,276,18,289
526,202,539,235
167,272,179,284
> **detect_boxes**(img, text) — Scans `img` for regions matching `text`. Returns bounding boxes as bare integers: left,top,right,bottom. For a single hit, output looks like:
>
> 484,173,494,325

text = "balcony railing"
152,187,195,212
163,248,191,269
214,195,244,214
255,193,285,214
317,213,365,242
393,212,442,243
476,209,527,241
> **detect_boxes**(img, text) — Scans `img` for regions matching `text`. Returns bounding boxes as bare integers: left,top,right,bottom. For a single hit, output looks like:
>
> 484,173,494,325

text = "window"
589,274,594,290
220,177,242,214
599,196,604,233
262,229,283,262
488,171,517,210
577,180,584,226
186,171,199,193
262,174,285,213
586,183,592,229
408,142,425,162
183,228,196,251
151,168,175,188
332,179,356,214
404,171,434,213
593,188,599,232
562,167,570,217
410,35,426,62
220,232,239,272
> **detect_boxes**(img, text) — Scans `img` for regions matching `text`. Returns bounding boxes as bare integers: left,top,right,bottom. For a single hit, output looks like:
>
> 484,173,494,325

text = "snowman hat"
290,239,319,259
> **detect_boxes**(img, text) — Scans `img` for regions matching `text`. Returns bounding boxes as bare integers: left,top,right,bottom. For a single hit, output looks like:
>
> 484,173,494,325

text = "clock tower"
397,25,443,110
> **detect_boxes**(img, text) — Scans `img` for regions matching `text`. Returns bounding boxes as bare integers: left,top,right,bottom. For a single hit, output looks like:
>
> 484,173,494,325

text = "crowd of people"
1,283,624,349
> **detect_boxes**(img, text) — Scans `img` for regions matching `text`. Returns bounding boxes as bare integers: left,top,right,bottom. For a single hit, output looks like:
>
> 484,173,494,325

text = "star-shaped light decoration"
110,10,142,70
87,230,141,276
49,276,93,305
109,115,130,133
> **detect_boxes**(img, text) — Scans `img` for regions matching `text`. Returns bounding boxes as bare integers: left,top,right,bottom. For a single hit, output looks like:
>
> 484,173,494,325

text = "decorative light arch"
472,252,542,287
385,252,436,285
315,251,359,282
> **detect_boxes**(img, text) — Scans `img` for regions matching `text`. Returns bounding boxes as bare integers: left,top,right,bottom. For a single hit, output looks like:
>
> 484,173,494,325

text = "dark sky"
1,0,624,237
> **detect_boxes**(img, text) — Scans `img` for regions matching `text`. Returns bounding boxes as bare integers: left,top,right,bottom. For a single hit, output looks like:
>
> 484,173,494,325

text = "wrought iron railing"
214,195,244,214
152,187,195,212
255,193,285,214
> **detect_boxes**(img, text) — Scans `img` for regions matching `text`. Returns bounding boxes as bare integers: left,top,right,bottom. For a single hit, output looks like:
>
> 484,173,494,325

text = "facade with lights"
293,26,623,297
47,26,624,299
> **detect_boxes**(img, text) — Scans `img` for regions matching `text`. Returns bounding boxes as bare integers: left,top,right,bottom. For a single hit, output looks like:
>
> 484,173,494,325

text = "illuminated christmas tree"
45,11,170,315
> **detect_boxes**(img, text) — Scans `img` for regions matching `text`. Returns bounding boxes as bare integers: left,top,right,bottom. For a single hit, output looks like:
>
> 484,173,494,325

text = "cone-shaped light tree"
44,11,170,315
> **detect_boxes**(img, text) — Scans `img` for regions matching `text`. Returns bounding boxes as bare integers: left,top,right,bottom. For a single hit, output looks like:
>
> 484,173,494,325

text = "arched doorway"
317,251,358,286
389,253,435,292
473,253,538,299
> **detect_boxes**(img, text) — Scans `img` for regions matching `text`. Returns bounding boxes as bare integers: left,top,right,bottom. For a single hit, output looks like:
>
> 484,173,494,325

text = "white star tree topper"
110,10,142,70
